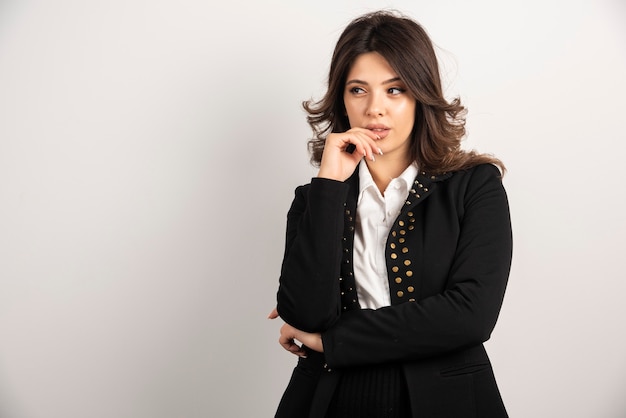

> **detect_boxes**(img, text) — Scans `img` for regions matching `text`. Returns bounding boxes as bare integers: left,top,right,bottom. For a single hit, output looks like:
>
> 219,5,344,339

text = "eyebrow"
346,77,402,86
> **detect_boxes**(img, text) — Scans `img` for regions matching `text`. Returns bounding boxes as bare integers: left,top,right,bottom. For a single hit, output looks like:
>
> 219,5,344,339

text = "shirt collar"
397,163,419,194
358,160,377,198
358,160,419,199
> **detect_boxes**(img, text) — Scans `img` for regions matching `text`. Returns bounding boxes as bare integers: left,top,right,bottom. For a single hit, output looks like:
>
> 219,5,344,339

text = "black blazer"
276,164,512,418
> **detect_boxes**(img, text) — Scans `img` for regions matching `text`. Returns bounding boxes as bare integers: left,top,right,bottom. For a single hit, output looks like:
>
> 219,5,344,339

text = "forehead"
347,52,398,81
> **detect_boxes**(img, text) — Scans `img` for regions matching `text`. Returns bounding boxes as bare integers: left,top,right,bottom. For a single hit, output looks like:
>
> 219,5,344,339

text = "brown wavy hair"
305,10,505,175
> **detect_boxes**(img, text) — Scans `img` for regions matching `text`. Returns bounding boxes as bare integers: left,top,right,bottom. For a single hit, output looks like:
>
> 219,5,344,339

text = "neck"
366,155,412,195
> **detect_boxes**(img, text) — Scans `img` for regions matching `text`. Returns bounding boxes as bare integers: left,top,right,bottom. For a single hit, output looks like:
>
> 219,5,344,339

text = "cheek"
344,102,360,121
396,100,415,114
399,102,416,128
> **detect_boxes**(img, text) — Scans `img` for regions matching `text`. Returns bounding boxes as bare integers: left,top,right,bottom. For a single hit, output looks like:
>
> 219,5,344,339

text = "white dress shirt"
353,160,418,309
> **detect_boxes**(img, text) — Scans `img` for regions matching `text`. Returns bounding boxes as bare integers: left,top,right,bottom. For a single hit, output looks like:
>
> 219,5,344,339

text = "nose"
366,92,384,116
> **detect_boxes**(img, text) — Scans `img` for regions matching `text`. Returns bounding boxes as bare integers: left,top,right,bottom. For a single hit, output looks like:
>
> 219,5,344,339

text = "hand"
268,308,324,357
279,323,323,357
318,128,383,181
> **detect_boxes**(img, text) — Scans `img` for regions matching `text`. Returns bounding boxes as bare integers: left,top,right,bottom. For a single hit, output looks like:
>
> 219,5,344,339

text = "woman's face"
343,52,416,162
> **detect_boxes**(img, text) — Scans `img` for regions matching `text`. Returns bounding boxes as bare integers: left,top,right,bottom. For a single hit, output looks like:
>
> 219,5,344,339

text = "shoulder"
438,164,507,209
451,163,502,181
445,163,504,190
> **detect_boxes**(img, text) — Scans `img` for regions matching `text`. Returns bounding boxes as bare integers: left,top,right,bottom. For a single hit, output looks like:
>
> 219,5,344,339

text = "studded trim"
339,185,360,312
339,170,450,309
388,171,449,304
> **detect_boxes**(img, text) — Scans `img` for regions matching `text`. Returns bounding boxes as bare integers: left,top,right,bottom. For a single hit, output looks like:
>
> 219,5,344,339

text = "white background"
1,0,625,417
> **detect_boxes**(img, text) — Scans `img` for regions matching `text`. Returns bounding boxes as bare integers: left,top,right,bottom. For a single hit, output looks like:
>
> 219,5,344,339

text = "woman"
270,10,512,418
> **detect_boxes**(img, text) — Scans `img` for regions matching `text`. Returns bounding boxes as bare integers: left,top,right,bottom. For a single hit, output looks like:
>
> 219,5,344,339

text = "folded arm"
276,178,350,332
322,165,513,367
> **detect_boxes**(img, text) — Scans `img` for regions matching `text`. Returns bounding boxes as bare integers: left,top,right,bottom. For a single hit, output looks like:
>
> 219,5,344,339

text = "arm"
322,165,513,367
276,128,381,332
275,178,350,332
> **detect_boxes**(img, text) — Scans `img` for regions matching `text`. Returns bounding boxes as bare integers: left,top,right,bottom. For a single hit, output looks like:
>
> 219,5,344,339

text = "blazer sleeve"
276,177,350,332
322,164,513,368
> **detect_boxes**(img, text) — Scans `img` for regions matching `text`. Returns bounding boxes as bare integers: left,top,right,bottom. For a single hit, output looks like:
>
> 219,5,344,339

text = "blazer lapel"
386,171,453,305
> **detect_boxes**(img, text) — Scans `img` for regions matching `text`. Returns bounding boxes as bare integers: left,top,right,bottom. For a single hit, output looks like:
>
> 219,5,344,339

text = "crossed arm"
272,164,512,367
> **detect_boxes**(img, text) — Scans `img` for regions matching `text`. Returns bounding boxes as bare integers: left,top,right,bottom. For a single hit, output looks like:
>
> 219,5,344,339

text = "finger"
345,127,381,145
267,307,279,319
348,131,380,162
278,335,297,351
278,336,307,357
331,134,364,155
278,325,297,349
334,133,366,156
279,324,308,357
355,129,384,158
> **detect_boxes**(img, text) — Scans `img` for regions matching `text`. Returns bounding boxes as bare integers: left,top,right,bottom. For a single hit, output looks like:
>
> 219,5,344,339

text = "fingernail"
370,155,376,162
376,135,381,140
378,148,383,155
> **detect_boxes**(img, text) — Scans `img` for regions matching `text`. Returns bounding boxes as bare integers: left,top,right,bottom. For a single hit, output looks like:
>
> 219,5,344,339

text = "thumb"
267,307,279,319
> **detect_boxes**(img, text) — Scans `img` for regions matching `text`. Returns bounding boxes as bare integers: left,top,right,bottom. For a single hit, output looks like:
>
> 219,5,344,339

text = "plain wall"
1,0,625,417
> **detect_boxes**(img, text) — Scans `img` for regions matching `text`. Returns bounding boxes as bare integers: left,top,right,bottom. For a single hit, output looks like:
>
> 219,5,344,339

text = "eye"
349,86,365,94
388,87,406,95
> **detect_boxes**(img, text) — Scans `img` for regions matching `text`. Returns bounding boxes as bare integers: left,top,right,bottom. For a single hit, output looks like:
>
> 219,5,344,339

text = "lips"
366,124,390,139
